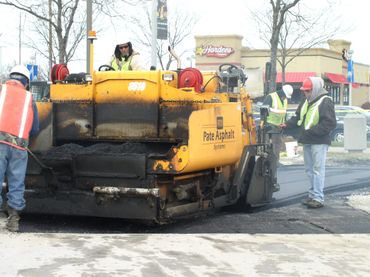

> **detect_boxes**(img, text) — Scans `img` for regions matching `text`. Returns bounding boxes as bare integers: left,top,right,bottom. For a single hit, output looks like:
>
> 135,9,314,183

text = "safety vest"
0,81,34,149
297,96,331,130
111,56,132,71
266,92,288,125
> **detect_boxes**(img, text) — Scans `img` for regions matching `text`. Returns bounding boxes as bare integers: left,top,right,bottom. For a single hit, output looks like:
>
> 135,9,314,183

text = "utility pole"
0,33,3,74
0,46,3,76
49,0,52,77
347,50,354,106
151,0,157,69
86,0,92,73
18,13,21,64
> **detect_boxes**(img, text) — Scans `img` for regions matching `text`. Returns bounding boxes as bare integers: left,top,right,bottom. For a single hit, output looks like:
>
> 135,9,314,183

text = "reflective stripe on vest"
0,83,34,149
121,58,132,71
297,96,331,130
267,92,287,125
111,58,119,70
111,56,132,71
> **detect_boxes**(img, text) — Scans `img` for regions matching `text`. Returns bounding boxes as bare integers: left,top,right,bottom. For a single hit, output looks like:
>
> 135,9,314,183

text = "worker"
0,65,39,232
281,77,336,208
109,39,144,71
263,84,294,163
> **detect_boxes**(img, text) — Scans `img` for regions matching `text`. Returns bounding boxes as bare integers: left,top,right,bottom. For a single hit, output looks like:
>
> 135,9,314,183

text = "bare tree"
0,0,144,75
277,3,346,84
0,63,15,83
251,0,349,92
131,5,197,70
0,0,84,65
251,0,300,93
269,0,300,92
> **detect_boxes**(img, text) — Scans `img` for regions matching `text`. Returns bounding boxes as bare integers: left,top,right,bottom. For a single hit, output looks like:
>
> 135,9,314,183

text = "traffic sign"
26,64,38,81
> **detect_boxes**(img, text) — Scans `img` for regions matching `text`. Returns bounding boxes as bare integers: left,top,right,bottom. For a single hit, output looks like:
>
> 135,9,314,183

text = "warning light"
88,30,97,40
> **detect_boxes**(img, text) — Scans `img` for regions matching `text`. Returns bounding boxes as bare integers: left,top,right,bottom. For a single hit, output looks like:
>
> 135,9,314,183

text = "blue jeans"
0,143,28,211
303,144,328,203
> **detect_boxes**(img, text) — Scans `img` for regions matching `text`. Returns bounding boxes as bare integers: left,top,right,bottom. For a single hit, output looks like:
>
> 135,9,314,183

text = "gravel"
347,193,370,214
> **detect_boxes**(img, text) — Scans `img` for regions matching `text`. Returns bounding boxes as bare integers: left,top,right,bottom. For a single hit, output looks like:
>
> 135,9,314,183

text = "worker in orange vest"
0,65,39,232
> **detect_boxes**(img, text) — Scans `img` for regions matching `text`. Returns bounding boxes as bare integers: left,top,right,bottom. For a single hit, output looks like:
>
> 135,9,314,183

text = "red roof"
325,73,348,84
276,72,316,83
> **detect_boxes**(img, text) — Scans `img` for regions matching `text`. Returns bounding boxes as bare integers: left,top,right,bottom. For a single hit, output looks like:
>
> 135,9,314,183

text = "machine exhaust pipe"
168,46,181,71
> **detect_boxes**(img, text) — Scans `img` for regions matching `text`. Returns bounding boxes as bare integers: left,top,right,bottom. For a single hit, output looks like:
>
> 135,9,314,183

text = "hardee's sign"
196,45,235,58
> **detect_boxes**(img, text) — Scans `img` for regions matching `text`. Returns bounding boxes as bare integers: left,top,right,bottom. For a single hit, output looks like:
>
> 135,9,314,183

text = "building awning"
325,73,348,84
276,72,316,83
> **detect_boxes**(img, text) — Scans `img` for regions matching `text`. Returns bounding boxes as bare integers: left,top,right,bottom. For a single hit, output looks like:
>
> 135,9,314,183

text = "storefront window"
325,84,340,104
343,85,349,105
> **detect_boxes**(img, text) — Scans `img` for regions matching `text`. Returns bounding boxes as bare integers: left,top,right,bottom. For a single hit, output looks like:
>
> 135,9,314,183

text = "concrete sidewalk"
0,233,370,276
0,189,370,276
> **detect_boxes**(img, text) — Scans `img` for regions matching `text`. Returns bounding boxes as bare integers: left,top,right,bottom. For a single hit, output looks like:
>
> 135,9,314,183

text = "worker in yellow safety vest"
109,38,144,71
281,77,336,208
263,84,294,163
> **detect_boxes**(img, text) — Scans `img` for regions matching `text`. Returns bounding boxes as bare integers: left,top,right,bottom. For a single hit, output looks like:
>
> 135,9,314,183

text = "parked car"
335,105,370,123
253,104,370,142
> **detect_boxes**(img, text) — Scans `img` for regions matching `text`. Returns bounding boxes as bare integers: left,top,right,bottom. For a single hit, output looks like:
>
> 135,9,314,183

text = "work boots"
6,206,20,232
302,197,313,206
0,208,7,230
0,206,7,219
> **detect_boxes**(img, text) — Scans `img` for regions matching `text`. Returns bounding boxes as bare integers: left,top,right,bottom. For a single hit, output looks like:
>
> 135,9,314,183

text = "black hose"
201,75,222,93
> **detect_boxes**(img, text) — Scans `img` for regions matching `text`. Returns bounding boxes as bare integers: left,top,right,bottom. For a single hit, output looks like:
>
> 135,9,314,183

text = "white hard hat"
282,84,293,99
116,35,131,46
10,65,30,81
118,40,130,46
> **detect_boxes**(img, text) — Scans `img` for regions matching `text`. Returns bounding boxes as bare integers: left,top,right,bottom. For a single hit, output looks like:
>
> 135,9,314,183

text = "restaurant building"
195,35,370,106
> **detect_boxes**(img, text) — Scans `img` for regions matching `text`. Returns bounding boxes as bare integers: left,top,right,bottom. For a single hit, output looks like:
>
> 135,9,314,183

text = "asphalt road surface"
9,165,370,234
275,164,370,200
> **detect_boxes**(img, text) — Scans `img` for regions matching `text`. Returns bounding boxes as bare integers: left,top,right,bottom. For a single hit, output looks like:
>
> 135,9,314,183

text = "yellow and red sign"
196,45,235,58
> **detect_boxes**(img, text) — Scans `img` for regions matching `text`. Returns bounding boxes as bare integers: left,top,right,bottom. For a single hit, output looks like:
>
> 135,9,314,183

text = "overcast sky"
0,0,369,73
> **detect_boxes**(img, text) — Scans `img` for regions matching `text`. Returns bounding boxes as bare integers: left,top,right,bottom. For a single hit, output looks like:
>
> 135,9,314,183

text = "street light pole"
348,76,352,106
347,50,354,106
48,0,52,77
186,55,195,67
151,0,157,69
18,13,21,64
86,0,92,73
0,45,3,74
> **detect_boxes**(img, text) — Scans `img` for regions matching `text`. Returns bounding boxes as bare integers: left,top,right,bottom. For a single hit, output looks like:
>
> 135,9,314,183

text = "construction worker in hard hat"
263,84,294,165
109,39,144,71
281,77,336,209
0,65,39,232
